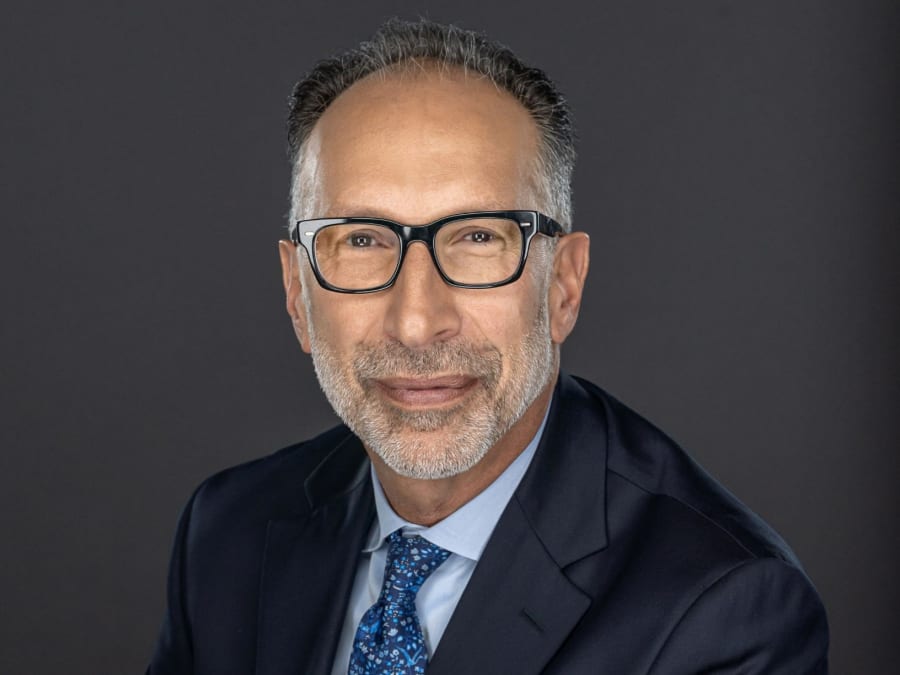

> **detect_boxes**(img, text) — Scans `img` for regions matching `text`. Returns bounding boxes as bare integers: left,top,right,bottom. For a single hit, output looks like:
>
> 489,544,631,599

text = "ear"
547,232,590,345
278,240,312,353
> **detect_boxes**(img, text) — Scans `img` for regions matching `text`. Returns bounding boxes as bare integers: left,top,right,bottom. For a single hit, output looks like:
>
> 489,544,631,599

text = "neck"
369,381,553,526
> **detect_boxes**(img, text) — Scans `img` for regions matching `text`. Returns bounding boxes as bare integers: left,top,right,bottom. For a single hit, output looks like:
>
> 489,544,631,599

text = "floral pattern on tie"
348,530,451,674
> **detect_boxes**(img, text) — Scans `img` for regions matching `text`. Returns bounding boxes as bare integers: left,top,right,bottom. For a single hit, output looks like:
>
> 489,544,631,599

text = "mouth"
372,375,479,408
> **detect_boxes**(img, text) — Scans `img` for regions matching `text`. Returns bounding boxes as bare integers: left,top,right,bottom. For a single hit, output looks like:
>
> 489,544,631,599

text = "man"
148,19,828,675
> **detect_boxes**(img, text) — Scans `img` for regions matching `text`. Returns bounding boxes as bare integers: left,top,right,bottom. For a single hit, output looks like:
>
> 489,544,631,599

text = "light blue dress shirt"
330,405,550,674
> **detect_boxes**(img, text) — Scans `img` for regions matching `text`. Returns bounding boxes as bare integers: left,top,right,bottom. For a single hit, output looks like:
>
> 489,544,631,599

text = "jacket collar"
515,372,610,565
303,431,371,509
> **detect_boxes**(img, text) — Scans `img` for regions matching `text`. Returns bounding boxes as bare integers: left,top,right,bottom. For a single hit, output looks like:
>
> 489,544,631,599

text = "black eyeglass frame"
289,210,564,294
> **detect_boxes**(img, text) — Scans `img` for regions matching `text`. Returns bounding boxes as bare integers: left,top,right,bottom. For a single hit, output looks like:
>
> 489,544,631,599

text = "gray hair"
286,18,575,230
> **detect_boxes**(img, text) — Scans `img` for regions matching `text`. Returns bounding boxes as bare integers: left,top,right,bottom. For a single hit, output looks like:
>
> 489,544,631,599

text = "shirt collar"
364,401,551,561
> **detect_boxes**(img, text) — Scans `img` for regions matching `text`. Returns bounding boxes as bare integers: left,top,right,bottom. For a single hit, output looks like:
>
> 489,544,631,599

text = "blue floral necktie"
348,530,451,674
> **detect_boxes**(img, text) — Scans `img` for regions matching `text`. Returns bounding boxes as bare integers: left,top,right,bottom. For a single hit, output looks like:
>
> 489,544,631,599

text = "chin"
368,429,496,480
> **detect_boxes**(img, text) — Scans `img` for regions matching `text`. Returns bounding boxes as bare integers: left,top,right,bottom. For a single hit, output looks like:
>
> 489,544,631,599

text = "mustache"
353,339,502,382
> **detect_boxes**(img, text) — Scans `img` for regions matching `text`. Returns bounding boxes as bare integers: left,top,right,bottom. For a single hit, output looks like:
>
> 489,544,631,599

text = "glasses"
289,210,564,293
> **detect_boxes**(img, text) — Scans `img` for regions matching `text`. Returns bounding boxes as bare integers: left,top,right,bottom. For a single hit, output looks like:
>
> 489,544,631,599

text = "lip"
373,375,478,407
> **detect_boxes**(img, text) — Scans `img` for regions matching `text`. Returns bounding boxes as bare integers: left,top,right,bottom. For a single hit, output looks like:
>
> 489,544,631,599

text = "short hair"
286,18,576,230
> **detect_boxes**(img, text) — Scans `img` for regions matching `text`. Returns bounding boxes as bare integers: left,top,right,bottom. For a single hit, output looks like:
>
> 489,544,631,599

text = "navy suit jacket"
148,373,829,673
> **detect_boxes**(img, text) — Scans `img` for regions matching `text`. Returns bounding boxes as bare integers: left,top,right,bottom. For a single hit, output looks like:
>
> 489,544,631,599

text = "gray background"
1,0,897,673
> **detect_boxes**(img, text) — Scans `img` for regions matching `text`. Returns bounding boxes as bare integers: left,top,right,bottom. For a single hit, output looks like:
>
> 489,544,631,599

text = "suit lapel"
430,374,610,674
428,499,592,675
256,434,375,675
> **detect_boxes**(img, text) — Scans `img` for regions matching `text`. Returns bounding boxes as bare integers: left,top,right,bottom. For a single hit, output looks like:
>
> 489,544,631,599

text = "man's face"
281,69,570,480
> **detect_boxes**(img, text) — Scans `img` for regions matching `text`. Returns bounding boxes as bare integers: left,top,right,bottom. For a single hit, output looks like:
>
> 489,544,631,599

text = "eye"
436,218,519,253
341,228,394,249
464,230,495,244
349,233,375,247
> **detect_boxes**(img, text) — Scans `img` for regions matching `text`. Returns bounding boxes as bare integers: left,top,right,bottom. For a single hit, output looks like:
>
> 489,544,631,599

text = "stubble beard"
306,300,556,480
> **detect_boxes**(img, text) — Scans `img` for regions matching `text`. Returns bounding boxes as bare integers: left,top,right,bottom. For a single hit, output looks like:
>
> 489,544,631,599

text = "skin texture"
279,67,590,525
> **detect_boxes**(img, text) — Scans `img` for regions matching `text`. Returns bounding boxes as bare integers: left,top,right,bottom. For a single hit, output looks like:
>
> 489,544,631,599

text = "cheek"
307,290,385,352
461,286,543,353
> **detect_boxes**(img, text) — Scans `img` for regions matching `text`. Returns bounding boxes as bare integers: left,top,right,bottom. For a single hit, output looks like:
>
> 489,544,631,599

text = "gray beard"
307,301,555,479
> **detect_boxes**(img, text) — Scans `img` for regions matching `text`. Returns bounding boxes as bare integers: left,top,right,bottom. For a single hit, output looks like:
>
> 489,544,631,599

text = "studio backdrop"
1,1,897,673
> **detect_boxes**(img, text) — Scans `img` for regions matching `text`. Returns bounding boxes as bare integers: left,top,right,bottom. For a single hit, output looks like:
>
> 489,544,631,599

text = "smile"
373,375,479,408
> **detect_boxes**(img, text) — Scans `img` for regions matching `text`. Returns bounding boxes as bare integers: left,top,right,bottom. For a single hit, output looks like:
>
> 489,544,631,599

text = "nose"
382,242,462,349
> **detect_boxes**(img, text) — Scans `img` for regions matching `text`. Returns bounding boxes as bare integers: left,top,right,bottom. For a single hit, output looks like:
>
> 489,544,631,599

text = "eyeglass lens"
313,217,524,290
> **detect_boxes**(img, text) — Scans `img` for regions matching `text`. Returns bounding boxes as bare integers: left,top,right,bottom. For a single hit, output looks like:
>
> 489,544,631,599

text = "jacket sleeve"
649,557,829,674
146,489,199,675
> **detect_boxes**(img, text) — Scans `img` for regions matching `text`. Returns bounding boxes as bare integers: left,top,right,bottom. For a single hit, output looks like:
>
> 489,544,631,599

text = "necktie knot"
349,530,450,674
381,531,450,604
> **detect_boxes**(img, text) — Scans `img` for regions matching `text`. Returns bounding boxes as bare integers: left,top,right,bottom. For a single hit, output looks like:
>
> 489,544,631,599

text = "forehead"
302,66,541,221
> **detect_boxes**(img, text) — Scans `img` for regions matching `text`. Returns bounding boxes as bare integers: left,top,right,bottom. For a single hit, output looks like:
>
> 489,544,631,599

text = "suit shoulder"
650,556,829,673
572,375,803,568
